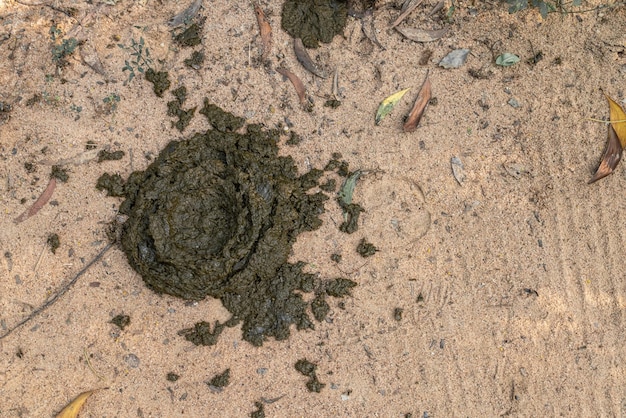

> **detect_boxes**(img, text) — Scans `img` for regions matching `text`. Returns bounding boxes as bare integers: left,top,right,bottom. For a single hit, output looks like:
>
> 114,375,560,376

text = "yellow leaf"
56,389,101,418
605,94,626,148
375,88,410,125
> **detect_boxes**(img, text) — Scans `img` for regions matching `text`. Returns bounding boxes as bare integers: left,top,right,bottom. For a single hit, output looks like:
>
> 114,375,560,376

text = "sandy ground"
1,0,626,416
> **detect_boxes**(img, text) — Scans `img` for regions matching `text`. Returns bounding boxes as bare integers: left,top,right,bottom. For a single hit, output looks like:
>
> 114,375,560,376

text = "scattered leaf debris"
495,52,520,66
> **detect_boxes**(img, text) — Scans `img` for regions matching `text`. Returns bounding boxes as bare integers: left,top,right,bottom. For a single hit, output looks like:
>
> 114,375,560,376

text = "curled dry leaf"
395,26,448,43
253,2,272,61
451,156,465,185
276,67,308,108
13,177,56,224
589,94,626,183
293,38,327,78
403,73,431,132
56,389,103,418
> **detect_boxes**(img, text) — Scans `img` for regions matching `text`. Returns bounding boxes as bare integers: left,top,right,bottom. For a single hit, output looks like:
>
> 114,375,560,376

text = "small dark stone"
111,314,131,330
47,233,60,254
295,359,317,376
324,99,341,108
356,238,377,258
174,23,202,47
393,307,403,321
166,372,180,382
208,368,230,388
330,253,341,263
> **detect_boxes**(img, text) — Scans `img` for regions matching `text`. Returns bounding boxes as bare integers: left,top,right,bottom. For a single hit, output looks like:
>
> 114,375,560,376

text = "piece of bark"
254,2,272,61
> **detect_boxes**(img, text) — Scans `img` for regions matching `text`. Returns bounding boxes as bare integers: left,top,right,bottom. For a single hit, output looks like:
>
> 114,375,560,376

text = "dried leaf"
375,88,410,125
338,170,362,206
253,2,272,61
294,38,327,78
395,26,448,43
56,389,100,418
403,73,431,132
276,67,309,108
605,94,626,147
390,0,424,28
451,157,465,185
589,125,622,183
13,177,56,224
589,95,626,183
80,42,107,78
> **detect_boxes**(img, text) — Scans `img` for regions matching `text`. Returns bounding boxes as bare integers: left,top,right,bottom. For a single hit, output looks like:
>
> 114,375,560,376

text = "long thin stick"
0,243,113,340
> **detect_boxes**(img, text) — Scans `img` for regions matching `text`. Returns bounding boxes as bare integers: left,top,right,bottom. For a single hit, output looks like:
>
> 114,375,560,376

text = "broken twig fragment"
391,0,424,28
294,38,327,78
14,177,57,224
254,2,273,61
276,67,309,108
403,72,431,132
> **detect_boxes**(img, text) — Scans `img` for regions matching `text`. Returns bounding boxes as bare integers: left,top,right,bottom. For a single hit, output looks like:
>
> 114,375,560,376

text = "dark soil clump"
281,0,348,48
101,104,356,346
294,358,325,392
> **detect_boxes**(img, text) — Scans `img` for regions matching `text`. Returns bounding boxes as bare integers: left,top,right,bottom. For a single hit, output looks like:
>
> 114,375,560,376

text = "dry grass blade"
294,38,327,78
589,125,622,183
391,0,424,28
13,177,56,224
276,67,308,107
253,2,272,61
403,73,431,132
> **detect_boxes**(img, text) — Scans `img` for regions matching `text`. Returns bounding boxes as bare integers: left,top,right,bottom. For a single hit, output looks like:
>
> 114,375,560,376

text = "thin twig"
0,243,113,340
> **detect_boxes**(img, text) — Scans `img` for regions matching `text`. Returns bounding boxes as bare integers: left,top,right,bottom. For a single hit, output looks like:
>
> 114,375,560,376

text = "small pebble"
508,98,520,108
124,353,140,368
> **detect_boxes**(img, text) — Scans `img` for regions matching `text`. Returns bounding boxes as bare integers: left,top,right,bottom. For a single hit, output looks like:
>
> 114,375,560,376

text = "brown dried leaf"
403,73,431,132
589,125,622,184
395,26,448,43
294,38,327,78
253,2,272,61
276,67,309,108
13,177,56,224
80,42,107,78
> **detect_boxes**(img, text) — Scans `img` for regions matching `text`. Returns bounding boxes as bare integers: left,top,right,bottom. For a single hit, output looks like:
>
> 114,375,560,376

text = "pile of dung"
101,104,356,346
281,0,348,48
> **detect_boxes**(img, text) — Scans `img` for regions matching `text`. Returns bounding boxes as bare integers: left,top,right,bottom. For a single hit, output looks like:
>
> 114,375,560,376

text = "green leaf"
375,88,410,125
495,53,520,67
338,170,362,206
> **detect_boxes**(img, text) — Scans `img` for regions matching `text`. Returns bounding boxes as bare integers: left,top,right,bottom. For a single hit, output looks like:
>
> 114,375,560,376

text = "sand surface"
1,0,626,416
